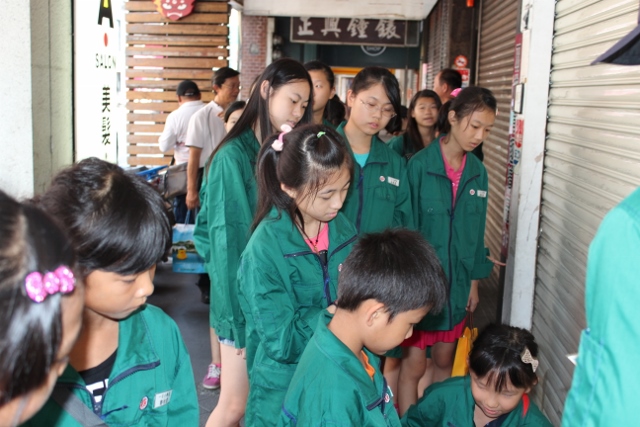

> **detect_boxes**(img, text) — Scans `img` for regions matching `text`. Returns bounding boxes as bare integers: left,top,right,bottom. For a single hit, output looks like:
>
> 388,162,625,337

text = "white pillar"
502,0,555,329
0,0,73,199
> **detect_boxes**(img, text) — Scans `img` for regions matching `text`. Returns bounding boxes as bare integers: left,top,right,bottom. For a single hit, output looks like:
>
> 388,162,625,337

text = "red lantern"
154,0,196,21
467,0,475,6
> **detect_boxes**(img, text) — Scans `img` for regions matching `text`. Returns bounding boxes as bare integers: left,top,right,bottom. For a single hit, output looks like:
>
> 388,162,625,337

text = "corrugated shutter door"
533,0,640,424
475,0,519,323
426,0,451,87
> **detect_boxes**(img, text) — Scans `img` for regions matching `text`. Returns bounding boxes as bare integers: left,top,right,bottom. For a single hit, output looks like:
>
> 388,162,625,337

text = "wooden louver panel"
125,0,230,166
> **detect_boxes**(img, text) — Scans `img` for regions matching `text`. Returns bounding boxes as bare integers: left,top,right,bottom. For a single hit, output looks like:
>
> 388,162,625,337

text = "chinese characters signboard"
74,0,124,163
291,18,420,47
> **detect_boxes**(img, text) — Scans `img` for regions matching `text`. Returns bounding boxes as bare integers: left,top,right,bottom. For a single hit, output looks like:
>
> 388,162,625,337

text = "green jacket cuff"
471,247,494,279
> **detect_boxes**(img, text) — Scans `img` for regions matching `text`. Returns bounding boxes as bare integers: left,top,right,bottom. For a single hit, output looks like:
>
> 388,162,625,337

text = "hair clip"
25,266,76,303
520,347,539,373
272,124,292,152
450,88,462,98
317,131,326,138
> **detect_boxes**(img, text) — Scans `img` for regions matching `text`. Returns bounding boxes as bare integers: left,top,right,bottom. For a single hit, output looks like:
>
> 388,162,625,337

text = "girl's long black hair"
0,191,76,405
210,58,314,162
436,86,497,135
253,124,353,233
404,89,442,153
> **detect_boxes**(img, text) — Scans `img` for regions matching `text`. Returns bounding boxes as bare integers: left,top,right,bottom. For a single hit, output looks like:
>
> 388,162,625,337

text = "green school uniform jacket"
22,305,198,427
194,128,260,347
562,187,640,427
239,208,357,427
336,122,413,235
407,139,493,331
402,376,552,427
280,311,401,427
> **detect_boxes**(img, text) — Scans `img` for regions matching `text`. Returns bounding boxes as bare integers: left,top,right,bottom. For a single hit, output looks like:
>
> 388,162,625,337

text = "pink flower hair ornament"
272,124,293,152
24,266,76,303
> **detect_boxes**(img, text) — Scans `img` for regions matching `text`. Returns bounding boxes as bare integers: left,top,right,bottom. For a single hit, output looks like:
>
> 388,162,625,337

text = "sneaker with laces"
202,364,221,389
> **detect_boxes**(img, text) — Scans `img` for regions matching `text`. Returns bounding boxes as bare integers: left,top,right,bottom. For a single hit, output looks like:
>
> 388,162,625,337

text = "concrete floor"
150,262,219,426
149,260,500,426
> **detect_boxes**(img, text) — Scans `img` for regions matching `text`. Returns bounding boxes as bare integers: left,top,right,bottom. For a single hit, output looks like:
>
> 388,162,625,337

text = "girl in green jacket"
239,124,357,426
304,60,338,128
195,58,314,427
388,90,442,161
403,324,552,427
0,191,83,426
399,87,497,414
337,66,413,235
25,158,199,427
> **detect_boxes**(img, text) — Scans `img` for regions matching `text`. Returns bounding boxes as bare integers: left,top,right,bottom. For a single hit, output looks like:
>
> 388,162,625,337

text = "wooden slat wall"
125,0,230,166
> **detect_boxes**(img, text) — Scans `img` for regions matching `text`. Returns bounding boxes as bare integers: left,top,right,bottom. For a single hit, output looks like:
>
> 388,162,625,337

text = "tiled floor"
150,260,500,427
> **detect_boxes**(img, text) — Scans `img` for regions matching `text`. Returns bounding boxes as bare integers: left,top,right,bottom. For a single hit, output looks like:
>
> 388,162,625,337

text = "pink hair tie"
272,124,292,152
25,266,76,303
450,88,462,98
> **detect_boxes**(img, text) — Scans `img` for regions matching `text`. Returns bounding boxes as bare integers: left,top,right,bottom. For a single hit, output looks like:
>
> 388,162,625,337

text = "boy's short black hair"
212,66,240,88
337,229,447,320
438,68,462,91
35,158,171,276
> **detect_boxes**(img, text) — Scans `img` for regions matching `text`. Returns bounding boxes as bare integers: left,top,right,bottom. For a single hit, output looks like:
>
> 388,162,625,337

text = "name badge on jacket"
154,390,172,408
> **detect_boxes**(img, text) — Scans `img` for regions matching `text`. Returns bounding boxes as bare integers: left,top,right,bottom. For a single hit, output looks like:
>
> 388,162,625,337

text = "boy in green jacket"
23,159,198,427
279,229,447,426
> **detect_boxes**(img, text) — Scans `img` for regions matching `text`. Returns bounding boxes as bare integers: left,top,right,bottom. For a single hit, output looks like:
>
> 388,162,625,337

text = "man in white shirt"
185,67,240,210
158,80,205,223
433,68,462,104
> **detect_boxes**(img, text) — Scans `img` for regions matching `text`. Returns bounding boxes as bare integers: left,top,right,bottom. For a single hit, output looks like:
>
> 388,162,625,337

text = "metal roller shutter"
475,0,519,325
426,0,451,87
533,0,640,424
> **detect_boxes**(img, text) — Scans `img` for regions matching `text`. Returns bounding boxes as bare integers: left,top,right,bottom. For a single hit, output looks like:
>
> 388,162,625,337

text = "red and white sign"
454,55,468,68
154,0,196,21
457,68,470,88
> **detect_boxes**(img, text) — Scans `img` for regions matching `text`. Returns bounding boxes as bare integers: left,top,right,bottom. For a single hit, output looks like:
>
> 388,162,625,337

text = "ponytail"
253,133,296,231
436,99,453,135
253,124,353,232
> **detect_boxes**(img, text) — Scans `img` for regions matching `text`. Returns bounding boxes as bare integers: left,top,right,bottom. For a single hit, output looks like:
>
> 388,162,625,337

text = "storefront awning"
240,0,438,20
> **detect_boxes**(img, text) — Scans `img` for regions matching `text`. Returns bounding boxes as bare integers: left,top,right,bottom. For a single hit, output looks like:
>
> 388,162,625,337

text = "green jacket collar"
236,128,260,160
58,306,160,386
336,122,392,166
423,135,483,179
314,311,388,409
450,376,528,426
262,207,356,257
322,118,336,129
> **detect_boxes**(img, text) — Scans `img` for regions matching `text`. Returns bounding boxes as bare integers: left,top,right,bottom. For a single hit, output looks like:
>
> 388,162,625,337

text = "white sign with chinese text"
74,0,126,164
291,18,419,47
